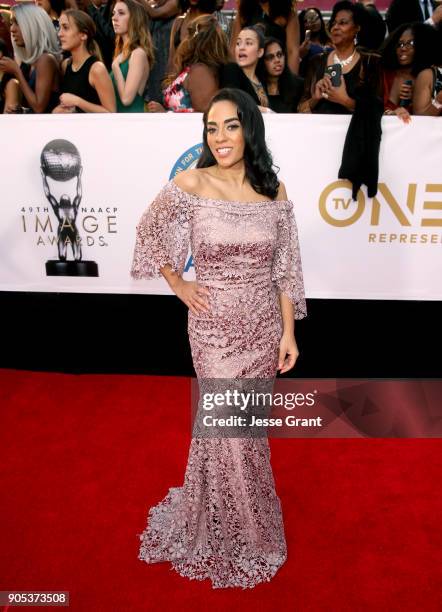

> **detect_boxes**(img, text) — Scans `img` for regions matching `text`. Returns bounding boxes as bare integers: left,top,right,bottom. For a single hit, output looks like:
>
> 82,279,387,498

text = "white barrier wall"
0,113,440,300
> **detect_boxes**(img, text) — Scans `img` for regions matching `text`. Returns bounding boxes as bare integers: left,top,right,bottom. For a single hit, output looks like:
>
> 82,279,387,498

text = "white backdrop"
0,113,441,299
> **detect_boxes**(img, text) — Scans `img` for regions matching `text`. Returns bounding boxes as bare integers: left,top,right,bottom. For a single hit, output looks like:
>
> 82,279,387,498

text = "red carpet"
0,369,441,611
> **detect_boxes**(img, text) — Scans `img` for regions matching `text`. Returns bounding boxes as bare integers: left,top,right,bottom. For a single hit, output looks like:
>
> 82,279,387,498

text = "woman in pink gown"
131,88,307,589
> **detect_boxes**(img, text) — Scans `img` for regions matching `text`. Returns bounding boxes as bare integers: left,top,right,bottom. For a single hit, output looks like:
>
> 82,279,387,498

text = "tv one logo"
319,181,442,228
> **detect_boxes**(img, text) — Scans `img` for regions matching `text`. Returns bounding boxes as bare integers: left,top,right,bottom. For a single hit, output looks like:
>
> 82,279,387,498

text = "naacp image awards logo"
40,139,99,276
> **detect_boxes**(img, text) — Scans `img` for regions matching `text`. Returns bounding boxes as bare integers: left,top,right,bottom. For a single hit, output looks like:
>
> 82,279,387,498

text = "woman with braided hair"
147,13,229,112
168,0,217,70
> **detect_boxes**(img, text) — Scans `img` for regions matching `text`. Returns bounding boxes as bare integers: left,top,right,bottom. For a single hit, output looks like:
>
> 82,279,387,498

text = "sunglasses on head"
305,13,320,23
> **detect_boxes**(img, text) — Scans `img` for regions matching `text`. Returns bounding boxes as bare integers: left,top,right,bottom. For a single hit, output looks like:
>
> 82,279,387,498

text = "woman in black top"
298,1,381,114
229,0,300,73
53,9,115,113
261,37,304,113
221,24,270,111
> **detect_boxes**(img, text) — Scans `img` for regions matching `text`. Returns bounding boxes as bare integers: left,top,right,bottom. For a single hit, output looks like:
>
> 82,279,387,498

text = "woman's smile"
215,147,233,158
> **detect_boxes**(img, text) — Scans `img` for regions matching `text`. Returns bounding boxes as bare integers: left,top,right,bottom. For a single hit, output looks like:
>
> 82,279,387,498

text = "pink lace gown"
131,179,307,589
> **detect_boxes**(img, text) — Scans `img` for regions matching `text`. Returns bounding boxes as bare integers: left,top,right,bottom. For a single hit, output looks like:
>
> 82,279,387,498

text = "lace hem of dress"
277,282,308,320
137,486,287,590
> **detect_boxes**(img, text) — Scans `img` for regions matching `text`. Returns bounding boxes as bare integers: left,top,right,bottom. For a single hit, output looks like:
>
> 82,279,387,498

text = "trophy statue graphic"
40,139,98,276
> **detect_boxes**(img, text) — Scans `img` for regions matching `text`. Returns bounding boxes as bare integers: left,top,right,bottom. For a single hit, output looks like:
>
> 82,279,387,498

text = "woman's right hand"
147,101,166,112
173,278,210,315
394,106,411,124
313,74,332,102
399,81,413,102
52,104,76,113
4,103,21,113
385,106,411,124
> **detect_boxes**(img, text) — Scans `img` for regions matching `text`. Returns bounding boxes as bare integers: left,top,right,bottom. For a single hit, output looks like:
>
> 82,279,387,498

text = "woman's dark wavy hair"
259,37,299,106
298,7,330,46
379,22,439,77
238,0,293,27
179,0,217,12
197,88,280,200
328,1,367,37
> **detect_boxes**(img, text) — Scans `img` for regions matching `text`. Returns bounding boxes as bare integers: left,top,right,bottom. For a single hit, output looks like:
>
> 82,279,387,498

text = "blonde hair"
164,14,228,87
12,4,60,65
62,9,102,60
112,0,155,66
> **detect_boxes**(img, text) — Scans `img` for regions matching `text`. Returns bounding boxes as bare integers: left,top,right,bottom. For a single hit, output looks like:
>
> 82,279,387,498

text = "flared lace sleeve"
271,201,307,320
131,181,192,279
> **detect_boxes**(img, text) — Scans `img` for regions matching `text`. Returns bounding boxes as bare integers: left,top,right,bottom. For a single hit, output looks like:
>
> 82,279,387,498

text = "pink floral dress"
131,180,307,589
163,67,194,113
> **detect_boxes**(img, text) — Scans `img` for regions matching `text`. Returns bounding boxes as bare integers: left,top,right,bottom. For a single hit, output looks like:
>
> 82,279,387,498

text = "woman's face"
10,15,24,47
206,100,245,169
58,14,83,51
329,10,359,47
112,2,130,37
396,28,415,67
235,29,263,69
304,9,321,33
264,42,285,78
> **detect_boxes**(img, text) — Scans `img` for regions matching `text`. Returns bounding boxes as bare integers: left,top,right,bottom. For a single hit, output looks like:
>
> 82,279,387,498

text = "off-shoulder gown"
131,179,307,589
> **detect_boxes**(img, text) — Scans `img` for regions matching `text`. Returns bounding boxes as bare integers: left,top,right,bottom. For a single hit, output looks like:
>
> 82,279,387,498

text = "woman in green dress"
110,0,154,112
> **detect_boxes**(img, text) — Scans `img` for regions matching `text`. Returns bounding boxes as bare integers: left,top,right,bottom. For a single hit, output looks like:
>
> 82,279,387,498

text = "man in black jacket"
386,0,440,34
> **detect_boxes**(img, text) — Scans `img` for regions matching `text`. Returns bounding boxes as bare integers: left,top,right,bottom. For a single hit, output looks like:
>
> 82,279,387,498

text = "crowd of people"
0,0,441,117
